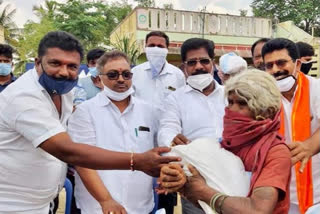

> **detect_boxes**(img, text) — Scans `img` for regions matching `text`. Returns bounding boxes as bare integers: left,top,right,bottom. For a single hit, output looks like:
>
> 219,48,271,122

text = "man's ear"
35,57,41,65
92,76,103,89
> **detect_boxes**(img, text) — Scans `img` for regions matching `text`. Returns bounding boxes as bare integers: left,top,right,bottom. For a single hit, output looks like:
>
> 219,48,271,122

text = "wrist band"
210,192,224,212
130,151,134,171
217,195,229,213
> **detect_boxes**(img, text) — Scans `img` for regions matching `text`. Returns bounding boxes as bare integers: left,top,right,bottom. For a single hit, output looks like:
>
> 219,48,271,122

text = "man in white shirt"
132,31,185,109
132,31,185,214
262,38,320,214
158,38,226,214
73,48,105,105
68,50,158,214
0,31,179,213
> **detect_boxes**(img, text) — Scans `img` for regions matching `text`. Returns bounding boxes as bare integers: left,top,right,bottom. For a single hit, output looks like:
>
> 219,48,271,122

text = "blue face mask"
88,67,98,77
38,64,78,95
0,63,12,76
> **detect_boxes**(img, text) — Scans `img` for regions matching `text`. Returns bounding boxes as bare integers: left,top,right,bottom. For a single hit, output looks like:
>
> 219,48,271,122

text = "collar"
97,91,136,108
185,80,223,96
146,61,173,75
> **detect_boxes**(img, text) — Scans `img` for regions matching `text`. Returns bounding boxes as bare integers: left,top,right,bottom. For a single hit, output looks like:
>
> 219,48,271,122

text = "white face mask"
103,85,134,101
276,75,296,92
276,60,298,92
186,73,213,92
145,47,168,79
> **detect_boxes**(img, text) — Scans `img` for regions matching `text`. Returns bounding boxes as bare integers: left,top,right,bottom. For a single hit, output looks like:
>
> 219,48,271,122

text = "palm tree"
111,34,140,65
32,0,57,20
0,0,18,45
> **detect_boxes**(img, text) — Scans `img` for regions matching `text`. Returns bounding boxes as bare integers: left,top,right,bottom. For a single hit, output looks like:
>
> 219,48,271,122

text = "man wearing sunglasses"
262,38,320,214
132,31,185,109
68,50,161,214
158,38,226,214
0,32,179,213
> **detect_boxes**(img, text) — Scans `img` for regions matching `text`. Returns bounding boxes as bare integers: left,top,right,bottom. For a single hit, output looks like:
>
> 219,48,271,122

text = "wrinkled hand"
135,147,181,177
289,141,314,173
180,165,209,206
171,134,190,146
157,163,187,194
100,199,127,214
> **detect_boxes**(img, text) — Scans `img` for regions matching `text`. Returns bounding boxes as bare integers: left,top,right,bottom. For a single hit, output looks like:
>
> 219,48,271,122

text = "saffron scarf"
279,72,312,214
221,108,286,196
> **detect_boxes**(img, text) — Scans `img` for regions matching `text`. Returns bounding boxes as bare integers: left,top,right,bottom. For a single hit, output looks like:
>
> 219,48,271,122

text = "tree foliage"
14,0,133,75
0,0,18,45
163,3,174,10
251,0,320,35
136,0,155,8
111,35,140,65
239,9,247,17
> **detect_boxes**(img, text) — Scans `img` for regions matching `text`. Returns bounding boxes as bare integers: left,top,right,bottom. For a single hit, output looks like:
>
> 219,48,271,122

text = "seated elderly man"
159,70,292,214
218,52,247,84
68,51,159,214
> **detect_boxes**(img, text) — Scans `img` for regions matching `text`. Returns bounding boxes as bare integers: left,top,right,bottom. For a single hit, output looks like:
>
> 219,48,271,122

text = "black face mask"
300,61,313,75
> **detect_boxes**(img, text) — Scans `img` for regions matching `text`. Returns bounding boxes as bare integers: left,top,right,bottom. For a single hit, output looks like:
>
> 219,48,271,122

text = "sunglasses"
184,58,212,67
100,71,133,80
265,59,292,70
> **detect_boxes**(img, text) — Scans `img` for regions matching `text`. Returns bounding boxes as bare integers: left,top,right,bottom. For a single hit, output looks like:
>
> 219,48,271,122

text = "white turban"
219,52,247,74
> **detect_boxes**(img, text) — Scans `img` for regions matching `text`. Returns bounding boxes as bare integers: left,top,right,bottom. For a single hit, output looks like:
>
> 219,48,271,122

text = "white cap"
219,52,247,74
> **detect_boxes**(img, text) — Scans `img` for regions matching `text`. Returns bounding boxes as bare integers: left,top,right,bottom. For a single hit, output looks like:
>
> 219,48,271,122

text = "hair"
38,31,84,61
181,38,215,62
224,69,281,119
86,48,105,63
0,44,14,59
145,31,169,48
251,38,270,56
262,38,300,61
96,50,130,73
296,42,314,57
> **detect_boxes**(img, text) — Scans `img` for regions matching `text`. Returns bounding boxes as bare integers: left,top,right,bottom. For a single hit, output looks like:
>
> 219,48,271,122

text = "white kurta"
68,92,158,214
0,69,70,213
281,75,320,213
132,61,185,109
157,83,226,147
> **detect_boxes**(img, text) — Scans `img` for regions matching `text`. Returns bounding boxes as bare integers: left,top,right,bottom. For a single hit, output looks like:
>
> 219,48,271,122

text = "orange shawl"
280,72,312,214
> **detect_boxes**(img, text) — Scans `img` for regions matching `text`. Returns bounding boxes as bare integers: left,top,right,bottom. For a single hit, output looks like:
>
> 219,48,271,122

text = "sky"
2,0,253,28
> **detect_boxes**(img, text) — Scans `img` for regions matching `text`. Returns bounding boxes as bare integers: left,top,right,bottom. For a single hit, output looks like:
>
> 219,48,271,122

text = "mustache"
192,70,209,76
273,70,289,78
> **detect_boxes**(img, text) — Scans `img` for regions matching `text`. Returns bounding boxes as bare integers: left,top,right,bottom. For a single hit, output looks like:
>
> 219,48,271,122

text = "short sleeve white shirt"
282,75,320,207
158,82,226,147
0,69,71,212
67,92,157,214
132,61,185,108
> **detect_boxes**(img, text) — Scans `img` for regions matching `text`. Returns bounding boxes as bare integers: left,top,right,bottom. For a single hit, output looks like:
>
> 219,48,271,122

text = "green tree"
0,0,18,45
54,0,132,50
14,0,133,75
136,0,155,8
111,35,140,65
32,0,58,20
163,3,174,10
14,17,58,76
239,9,247,17
251,0,320,35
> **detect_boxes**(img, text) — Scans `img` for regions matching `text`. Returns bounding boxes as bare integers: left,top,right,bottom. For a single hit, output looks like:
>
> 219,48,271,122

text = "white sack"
167,137,251,214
